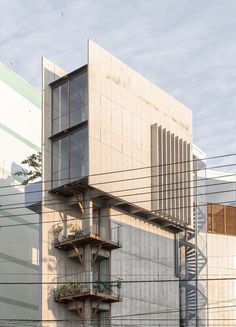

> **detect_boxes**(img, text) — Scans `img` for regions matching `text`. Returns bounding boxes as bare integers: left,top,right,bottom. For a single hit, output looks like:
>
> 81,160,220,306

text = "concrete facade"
0,64,41,319
41,41,193,326
88,41,192,223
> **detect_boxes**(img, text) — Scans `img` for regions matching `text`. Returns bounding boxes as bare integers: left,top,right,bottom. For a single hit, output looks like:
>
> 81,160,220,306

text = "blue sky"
1,0,236,160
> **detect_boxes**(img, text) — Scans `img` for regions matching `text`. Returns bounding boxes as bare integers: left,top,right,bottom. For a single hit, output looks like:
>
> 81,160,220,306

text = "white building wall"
208,233,236,326
0,64,41,319
206,170,236,326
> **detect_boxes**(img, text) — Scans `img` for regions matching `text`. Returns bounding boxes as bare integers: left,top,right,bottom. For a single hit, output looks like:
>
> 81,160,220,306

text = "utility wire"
0,188,234,229
1,276,236,284
1,172,235,212
0,155,235,199
2,151,235,191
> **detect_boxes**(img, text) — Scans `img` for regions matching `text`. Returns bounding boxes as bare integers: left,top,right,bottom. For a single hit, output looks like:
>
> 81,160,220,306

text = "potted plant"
73,282,82,294
96,281,112,294
67,224,76,240
103,281,112,294
52,225,63,243
55,284,67,298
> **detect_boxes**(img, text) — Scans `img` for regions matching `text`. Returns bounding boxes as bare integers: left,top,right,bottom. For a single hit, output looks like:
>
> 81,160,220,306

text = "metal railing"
50,220,122,245
52,272,122,299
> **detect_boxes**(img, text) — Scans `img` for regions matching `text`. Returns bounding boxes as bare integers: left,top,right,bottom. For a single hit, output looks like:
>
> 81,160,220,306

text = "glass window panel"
226,206,236,235
99,311,109,327
52,136,69,188
91,311,109,327
207,204,212,232
99,259,109,281
93,209,101,235
212,204,225,234
69,72,88,126
70,127,88,181
52,82,68,134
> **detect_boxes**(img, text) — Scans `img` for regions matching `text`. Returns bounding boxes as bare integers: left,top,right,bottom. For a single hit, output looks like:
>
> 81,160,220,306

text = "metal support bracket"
70,188,84,214
72,243,84,268
92,244,102,265
92,300,101,318
72,299,83,318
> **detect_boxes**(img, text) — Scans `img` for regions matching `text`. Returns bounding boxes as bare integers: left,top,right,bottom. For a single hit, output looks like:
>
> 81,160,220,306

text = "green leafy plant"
14,151,42,185
103,281,113,293
116,279,122,289
52,225,63,236
55,284,68,297
67,223,76,236
52,224,64,243
55,282,82,298
94,281,113,294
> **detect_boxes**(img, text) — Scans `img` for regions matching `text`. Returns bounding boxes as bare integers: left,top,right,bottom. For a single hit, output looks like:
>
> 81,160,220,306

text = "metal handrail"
52,272,122,299
50,220,122,244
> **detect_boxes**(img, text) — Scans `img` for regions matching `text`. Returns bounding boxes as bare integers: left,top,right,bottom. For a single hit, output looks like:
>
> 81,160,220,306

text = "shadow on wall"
0,161,24,193
11,161,24,184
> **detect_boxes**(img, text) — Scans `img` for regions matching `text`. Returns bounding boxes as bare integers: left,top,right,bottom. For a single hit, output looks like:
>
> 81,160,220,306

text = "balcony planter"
75,229,84,238
52,225,63,243
55,284,69,297
67,224,76,240
94,281,113,294
55,282,82,298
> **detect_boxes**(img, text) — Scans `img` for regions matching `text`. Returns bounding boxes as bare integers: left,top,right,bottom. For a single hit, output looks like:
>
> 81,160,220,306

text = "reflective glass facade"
52,126,88,188
208,203,236,235
52,71,88,134
51,70,88,188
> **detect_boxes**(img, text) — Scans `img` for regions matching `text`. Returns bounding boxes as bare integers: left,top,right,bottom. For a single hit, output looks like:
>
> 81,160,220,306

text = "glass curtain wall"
51,70,88,188
52,71,88,135
52,127,88,188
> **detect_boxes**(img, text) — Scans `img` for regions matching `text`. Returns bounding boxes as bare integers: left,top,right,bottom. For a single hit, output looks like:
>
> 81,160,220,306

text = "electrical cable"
0,188,234,229
2,150,236,191
0,155,235,200
1,171,236,212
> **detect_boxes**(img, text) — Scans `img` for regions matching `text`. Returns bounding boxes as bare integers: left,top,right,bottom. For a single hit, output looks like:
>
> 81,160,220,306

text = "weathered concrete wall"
88,40,192,216
110,208,179,326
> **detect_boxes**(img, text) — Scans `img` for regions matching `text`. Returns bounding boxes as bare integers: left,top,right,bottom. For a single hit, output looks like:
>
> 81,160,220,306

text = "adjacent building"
0,64,41,318
206,169,236,326
41,41,202,327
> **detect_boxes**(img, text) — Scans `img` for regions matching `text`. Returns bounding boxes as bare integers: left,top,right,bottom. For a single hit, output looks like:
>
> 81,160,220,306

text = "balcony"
50,221,122,251
53,273,122,303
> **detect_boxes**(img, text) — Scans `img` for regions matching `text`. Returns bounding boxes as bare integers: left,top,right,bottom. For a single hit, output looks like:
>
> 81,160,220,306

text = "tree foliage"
14,151,42,185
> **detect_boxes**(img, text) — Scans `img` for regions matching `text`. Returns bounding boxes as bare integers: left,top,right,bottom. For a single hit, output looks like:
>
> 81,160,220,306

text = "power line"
1,171,235,212
1,276,236,284
0,187,234,229
2,151,236,192
0,154,235,204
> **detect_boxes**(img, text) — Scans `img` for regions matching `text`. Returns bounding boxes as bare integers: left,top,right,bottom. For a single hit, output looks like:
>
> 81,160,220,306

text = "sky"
1,0,236,164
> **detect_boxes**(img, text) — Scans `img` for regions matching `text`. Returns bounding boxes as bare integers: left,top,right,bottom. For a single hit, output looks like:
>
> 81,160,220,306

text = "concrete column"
83,243,93,325
82,192,93,233
82,193,93,326
84,299,93,327
84,244,92,282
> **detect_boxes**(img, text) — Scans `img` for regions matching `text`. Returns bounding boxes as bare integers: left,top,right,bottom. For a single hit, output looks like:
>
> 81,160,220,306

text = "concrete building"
192,145,236,326
0,64,41,318
41,41,201,327
206,169,236,326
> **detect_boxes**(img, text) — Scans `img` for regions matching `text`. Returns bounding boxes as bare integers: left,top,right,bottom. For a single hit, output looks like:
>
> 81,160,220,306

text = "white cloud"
0,0,236,163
